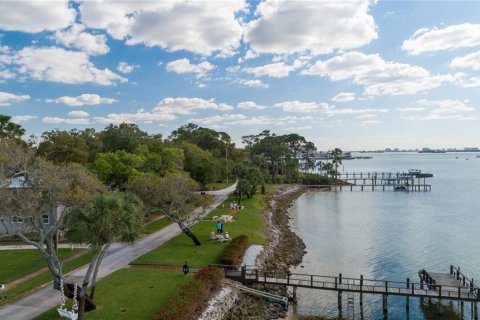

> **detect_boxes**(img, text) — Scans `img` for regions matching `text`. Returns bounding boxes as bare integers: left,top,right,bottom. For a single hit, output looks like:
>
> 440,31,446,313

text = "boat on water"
394,186,408,191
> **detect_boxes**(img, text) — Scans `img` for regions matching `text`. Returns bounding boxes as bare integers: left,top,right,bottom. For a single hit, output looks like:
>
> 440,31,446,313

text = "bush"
301,173,331,185
156,267,224,320
218,235,249,267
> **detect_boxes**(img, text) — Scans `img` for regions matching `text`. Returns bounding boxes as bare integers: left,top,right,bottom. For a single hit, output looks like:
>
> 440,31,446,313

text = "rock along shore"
224,184,308,319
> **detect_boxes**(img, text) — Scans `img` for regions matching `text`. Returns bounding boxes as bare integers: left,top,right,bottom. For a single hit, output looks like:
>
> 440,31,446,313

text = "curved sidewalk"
0,183,236,320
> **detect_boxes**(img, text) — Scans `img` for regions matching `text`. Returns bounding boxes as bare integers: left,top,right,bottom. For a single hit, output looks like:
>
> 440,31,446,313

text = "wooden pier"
307,170,433,192
223,265,478,318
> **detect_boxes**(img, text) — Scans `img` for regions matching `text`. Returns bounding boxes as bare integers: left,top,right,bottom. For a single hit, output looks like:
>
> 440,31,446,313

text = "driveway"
0,183,236,320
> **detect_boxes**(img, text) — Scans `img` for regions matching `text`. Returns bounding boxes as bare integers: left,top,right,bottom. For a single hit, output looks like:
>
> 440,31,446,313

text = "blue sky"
1,0,480,150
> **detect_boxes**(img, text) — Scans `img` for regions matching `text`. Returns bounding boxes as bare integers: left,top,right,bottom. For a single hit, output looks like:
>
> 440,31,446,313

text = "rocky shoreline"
225,185,308,319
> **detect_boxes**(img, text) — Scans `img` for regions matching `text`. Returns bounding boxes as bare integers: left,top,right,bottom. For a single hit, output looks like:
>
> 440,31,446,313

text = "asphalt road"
0,183,236,320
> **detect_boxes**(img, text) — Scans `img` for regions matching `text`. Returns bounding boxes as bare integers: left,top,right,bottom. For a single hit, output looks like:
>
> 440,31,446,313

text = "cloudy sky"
1,0,480,150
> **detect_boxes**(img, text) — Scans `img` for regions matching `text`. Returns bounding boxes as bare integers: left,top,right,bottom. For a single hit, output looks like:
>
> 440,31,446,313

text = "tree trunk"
90,244,110,300
64,283,96,312
180,226,201,246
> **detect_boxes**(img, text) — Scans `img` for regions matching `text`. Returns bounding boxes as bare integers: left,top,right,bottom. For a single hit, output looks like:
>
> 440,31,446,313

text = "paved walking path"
0,183,236,320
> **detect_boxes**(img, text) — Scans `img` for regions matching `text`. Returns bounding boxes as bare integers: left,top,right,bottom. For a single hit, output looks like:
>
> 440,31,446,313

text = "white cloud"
244,0,377,55
356,114,377,120
80,1,246,56
450,51,480,70
95,111,176,124
153,97,233,115
0,1,75,33
361,120,380,126
326,107,388,116
396,107,425,112
68,111,90,118
42,117,64,124
282,126,312,131
0,91,30,106
166,58,214,78
0,69,15,80
456,76,480,88
239,79,269,88
237,101,268,110
54,24,109,56
243,60,304,78
117,62,139,74
47,94,117,107
402,23,480,55
303,52,454,96
11,115,37,123
274,101,328,113
43,117,90,125
188,114,247,126
3,47,126,86
417,99,474,114
95,97,234,125
332,92,356,102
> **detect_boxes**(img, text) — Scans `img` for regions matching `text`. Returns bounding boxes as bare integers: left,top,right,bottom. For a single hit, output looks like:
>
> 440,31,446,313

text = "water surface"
290,152,480,320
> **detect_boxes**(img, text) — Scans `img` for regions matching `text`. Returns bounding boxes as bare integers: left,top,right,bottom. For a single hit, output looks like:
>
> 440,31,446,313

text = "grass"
133,188,274,267
33,269,191,320
0,251,94,307
142,217,173,235
0,249,83,283
32,184,280,320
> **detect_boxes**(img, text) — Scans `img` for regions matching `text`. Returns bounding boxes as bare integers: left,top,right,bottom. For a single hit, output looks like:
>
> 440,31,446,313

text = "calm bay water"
289,152,480,320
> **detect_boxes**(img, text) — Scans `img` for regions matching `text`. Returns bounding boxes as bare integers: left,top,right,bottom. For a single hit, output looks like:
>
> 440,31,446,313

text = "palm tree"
65,192,143,319
327,148,343,180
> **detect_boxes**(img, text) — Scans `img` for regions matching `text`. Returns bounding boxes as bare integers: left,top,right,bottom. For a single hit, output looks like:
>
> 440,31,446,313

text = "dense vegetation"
0,114,343,319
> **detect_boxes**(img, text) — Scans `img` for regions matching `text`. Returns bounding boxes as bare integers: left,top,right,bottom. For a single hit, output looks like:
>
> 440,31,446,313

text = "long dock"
223,265,478,318
307,170,433,192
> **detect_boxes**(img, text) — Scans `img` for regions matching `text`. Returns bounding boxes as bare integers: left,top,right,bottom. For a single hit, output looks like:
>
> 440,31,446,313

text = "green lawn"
203,182,232,191
0,251,93,307
142,217,173,235
34,269,191,320
0,249,83,283
133,190,271,267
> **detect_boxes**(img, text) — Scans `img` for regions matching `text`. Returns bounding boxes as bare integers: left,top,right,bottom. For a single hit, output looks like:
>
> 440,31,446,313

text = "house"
0,173,55,235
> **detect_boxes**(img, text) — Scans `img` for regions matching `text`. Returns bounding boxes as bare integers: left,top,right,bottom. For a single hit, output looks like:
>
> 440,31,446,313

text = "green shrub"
301,173,331,185
156,267,224,320
218,235,249,267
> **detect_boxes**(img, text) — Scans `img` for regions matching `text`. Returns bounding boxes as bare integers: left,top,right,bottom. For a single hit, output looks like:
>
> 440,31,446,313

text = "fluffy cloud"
117,62,139,74
67,111,90,118
402,23,480,55
42,117,90,125
0,1,75,33
3,47,126,86
274,101,328,113
95,97,234,124
47,94,117,107
303,52,454,96
166,58,214,78
239,79,269,88
450,51,480,70
244,0,377,55
0,91,30,106
396,107,425,112
332,92,356,102
417,99,474,114
326,107,388,116
80,1,245,56
11,115,37,123
188,114,247,126
54,24,109,56
243,60,304,78
237,101,268,110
